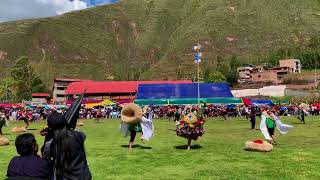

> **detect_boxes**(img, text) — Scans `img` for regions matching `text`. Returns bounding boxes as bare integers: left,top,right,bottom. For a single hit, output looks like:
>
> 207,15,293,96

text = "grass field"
1,116,320,179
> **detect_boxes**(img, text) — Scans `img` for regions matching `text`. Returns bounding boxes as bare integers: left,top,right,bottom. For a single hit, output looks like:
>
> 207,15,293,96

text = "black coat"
44,130,91,180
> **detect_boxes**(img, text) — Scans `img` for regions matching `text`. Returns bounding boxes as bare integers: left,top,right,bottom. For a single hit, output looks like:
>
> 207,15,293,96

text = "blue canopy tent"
136,83,234,99
135,83,241,105
251,99,274,106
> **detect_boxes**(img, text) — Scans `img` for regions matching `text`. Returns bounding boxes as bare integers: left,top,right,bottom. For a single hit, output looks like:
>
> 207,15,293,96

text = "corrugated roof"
65,80,192,94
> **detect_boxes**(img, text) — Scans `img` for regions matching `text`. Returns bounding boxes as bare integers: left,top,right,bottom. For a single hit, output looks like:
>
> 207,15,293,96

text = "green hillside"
0,0,320,82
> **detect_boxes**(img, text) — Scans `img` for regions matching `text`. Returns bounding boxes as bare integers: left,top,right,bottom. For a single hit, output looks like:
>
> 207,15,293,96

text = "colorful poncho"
176,113,205,141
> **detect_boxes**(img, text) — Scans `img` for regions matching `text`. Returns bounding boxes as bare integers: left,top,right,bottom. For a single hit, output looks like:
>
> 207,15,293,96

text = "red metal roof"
65,80,192,94
32,93,50,97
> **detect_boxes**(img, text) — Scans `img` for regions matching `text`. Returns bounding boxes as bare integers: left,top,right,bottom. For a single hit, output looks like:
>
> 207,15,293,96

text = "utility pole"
194,43,202,107
5,78,8,102
315,66,317,86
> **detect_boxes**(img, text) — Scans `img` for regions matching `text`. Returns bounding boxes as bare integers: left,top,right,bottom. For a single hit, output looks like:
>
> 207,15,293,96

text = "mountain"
0,0,319,83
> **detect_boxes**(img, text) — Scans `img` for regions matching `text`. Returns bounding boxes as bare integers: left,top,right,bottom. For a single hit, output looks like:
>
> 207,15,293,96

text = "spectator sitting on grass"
7,133,49,180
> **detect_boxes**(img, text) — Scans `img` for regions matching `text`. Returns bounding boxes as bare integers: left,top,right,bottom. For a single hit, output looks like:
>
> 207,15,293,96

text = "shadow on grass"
291,122,305,125
121,144,152,149
174,145,202,150
168,128,176,132
27,128,38,130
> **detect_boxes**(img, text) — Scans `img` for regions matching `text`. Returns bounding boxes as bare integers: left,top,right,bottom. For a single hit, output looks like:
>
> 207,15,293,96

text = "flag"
64,93,84,130
270,113,294,134
194,52,202,63
259,112,272,140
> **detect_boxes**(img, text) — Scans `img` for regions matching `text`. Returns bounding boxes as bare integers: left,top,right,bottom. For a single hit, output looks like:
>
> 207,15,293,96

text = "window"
57,94,65,98
57,87,66,90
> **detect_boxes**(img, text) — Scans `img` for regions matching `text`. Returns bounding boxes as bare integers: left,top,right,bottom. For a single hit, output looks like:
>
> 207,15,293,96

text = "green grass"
1,116,320,179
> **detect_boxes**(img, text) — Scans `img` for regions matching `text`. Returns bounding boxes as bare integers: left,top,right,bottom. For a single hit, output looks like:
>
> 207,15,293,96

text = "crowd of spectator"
0,103,318,123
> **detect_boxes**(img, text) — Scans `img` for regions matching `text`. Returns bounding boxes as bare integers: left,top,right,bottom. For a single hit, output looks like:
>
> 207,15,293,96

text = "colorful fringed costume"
176,113,205,141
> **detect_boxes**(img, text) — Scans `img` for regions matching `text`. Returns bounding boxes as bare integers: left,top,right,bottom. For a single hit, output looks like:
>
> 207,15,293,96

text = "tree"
230,55,241,69
0,78,17,102
205,71,227,83
10,56,47,101
203,68,210,82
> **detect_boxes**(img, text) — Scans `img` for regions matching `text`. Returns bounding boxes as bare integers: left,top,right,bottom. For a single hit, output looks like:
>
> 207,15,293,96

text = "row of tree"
203,56,240,85
204,35,320,85
0,56,48,102
262,35,320,69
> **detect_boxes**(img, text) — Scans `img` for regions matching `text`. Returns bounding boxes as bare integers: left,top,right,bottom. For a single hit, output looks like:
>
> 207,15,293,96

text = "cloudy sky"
0,0,118,22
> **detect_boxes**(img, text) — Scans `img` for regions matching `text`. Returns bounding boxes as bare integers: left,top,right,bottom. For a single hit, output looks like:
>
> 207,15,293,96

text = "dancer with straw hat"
120,104,154,150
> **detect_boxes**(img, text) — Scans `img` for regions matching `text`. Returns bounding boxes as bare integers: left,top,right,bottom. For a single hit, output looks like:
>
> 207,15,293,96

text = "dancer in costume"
249,106,257,130
176,111,205,150
298,107,308,124
19,112,30,129
260,109,293,145
119,104,154,150
0,112,7,135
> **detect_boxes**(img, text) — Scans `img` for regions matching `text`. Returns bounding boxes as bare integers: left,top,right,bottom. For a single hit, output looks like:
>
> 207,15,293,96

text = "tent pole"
197,62,200,106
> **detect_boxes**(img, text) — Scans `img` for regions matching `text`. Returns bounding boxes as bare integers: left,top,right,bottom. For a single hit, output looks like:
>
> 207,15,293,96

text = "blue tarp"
251,99,274,106
136,83,234,99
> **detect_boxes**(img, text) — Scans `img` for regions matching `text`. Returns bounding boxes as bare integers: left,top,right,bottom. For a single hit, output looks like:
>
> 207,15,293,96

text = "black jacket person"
42,112,91,180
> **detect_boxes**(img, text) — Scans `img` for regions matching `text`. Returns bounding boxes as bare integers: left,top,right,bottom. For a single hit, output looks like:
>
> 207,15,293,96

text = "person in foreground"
7,133,50,180
41,94,91,180
41,112,91,180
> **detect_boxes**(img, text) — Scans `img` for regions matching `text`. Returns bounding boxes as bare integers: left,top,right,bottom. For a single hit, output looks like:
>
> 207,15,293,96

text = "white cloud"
0,0,88,22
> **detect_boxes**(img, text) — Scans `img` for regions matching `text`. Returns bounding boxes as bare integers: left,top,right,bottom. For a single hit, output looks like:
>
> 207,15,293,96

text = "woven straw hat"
0,137,9,146
183,113,198,124
11,127,27,133
244,140,273,152
299,103,310,111
142,106,150,114
121,103,143,124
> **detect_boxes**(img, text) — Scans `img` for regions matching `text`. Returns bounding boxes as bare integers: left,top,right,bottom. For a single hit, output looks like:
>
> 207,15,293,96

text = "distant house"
237,66,253,83
251,66,290,84
237,59,301,85
32,93,50,103
52,78,91,103
279,59,301,73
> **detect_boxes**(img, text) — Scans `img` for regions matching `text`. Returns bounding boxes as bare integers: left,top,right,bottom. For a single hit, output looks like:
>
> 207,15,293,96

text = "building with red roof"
65,80,192,104
52,78,91,103
32,93,50,103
